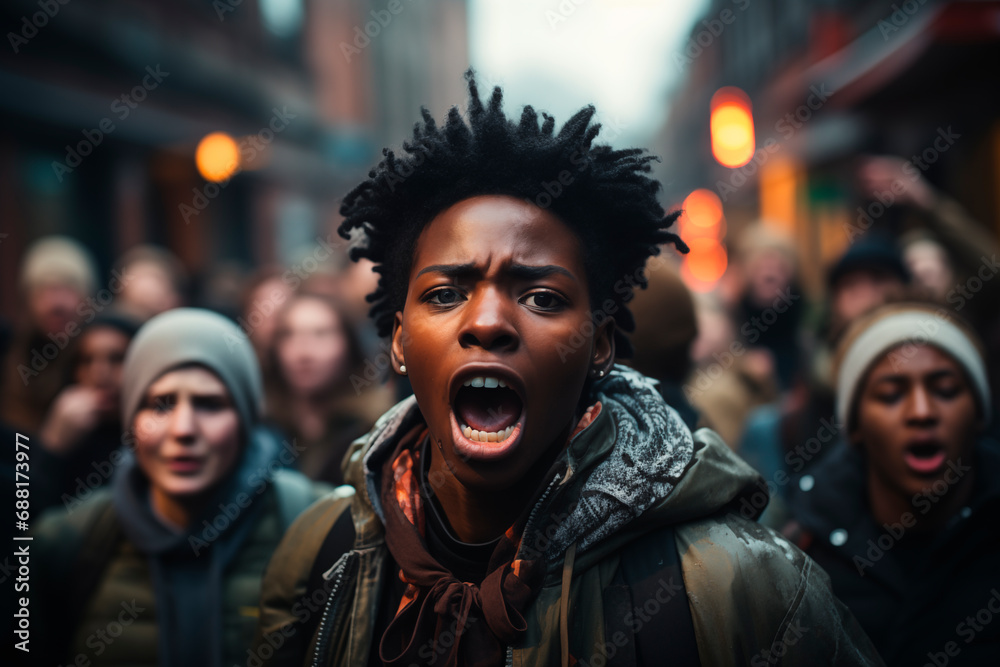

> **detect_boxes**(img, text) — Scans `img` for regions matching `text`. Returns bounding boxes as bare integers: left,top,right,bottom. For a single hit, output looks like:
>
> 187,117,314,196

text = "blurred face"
133,367,241,499
246,277,292,354
832,269,905,325
747,249,794,307
691,304,735,364
75,326,130,417
121,261,182,318
276,297,350,395
905,241,954,299
392,195,613,491
29,283,84,335
854,344,979,500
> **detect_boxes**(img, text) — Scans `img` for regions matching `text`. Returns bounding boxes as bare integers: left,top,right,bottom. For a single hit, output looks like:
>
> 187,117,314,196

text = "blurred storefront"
0,0,467,321
657,0,1000,296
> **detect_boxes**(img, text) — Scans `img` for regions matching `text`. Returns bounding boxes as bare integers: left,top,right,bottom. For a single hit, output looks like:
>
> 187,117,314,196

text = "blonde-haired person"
783,302,999,667
32,309,332,667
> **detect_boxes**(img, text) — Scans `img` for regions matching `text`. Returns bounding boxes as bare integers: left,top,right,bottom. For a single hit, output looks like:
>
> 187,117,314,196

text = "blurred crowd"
2,150,998,667
1,235,405,507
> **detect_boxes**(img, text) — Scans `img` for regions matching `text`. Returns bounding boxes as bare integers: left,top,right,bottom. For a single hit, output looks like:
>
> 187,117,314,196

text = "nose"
168,398,197,443
905,385,939,426
459,287,519,353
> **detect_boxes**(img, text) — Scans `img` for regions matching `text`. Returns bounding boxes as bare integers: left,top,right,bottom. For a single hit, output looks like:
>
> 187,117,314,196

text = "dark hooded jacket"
253,366,882,666
784,439,1000,667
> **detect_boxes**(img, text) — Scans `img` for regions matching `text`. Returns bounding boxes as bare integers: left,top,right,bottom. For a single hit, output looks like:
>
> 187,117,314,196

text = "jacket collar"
343,366,772,570
790,437,1000,591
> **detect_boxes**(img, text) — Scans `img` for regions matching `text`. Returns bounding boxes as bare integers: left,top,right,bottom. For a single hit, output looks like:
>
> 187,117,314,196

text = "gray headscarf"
121,308,262,433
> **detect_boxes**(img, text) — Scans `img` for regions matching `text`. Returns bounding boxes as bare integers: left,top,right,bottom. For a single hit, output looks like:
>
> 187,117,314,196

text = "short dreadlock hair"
338,71,688,358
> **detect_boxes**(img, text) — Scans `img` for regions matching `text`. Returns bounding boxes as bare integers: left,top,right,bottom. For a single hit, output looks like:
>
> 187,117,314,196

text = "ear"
592,316,616,376
390,311,406,375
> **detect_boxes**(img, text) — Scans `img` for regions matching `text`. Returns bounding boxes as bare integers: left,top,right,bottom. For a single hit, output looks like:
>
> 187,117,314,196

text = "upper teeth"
463,376,506,388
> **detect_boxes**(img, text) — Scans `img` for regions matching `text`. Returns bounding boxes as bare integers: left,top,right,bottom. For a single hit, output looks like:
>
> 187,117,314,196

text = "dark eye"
146,395,175,413
875,392,903,404
933,384,962,400
195,396,230,412
427,288,465,306
521,291,566,311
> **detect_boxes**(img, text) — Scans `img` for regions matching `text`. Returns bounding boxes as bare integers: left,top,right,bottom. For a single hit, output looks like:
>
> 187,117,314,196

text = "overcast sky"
468,0,709,146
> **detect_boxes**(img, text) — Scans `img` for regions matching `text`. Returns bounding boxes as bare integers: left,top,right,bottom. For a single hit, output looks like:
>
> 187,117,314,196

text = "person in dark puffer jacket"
30,308,331,667
784,302,1000,666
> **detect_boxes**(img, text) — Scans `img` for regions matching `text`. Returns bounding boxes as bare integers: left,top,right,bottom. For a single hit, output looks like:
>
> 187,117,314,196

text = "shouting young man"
252,73,882,667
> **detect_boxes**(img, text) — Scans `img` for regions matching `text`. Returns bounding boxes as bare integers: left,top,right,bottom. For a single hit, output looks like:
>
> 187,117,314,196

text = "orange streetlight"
196,132,241,182
679,188,728,292
710,87,755,168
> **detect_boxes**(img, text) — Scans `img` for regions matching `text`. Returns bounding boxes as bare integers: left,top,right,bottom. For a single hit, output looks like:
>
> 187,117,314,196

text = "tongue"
904,450,947,474
454,388,521,432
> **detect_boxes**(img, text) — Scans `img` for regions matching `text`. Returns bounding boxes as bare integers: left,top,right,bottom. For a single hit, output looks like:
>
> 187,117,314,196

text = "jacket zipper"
501,472,562,667
311,550,360,667
521,472,562,550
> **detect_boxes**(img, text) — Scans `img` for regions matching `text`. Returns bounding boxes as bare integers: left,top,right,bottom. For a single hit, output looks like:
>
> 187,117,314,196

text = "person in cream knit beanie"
833,302,990,433
783,301,999,666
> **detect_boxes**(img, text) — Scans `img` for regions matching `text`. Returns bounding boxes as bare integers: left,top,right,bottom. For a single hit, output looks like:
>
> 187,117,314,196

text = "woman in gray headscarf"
32,308,333,667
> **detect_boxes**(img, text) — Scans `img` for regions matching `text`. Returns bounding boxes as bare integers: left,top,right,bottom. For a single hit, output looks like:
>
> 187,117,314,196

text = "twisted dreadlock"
338,70,688,357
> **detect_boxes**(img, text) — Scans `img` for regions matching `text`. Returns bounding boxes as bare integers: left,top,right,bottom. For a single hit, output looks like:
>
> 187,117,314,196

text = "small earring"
598,369,605,378
399,364,407,375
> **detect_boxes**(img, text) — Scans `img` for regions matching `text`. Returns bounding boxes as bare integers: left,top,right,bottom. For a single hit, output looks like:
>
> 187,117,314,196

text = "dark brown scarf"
377,427,543,667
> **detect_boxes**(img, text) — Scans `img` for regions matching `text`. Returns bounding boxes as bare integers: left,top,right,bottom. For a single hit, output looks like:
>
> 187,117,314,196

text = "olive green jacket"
32,470,329,667
255,375,884,666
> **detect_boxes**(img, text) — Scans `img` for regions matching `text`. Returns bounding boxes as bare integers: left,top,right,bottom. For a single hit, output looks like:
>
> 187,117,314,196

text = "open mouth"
903,442,947,475
166,456,205,475
453,376,523,443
